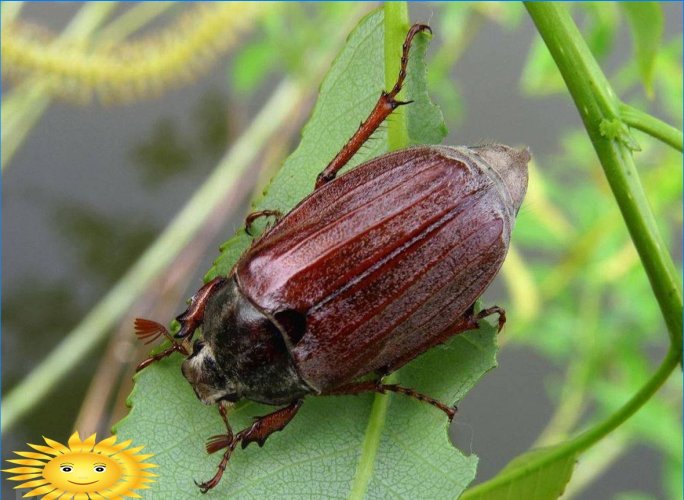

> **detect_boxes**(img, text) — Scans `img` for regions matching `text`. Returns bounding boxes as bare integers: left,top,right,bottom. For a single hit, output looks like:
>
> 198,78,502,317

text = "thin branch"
526,2,682,346
462,5,683,496
620,102,683,152
348,6,409,498
461,346,680,497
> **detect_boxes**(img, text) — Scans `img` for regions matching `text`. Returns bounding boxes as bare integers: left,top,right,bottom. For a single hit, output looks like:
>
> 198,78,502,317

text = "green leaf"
116,9,495,499
621,2,664,97
583,2,620,60
461,444,577,500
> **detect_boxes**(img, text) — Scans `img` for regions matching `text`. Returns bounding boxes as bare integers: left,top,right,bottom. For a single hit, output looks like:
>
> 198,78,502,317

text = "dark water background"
3,3,682,499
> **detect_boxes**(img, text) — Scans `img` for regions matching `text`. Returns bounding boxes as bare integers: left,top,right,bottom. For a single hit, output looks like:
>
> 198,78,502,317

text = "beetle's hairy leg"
133,319,189,372
175,276,228,339
244,209,283,236
380,384,457,420
238,399,303,449
197,402,236,493
195,400,303,493
204,402,235,454
325,380,456,420
195,440,237,494
135,344,188,372
315,23,432,189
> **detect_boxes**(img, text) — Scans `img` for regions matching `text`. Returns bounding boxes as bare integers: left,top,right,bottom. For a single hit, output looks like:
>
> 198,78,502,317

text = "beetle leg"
204,402,235,455
195,440,237,494
378,303,507,376
475,305,506,332
325,380,456,420
244,209,283,236
237,399,303,449
175,276,229,339
196,400,303,493
315,23,432,189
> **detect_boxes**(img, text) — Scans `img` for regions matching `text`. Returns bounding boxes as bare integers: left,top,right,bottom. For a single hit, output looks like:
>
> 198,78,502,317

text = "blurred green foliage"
3,2,680,499
178,3,684,497
83,2,684,497
491,3,681,499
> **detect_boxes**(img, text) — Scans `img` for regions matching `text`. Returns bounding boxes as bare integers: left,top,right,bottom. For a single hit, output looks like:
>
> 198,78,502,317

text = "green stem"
383,2,409,151
463,6,683,496
348,373,398,499
1,78,309,434
562,434,628,499
462,346,680,498
572,346,681,452
526,2,682,347
348,5,409,499
620,102,683,152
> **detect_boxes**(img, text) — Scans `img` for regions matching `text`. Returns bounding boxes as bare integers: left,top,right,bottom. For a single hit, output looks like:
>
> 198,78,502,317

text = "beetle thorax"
181,277,311,406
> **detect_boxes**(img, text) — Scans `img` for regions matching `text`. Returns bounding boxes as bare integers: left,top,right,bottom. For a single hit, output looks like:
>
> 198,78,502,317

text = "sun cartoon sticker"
3,432,157,498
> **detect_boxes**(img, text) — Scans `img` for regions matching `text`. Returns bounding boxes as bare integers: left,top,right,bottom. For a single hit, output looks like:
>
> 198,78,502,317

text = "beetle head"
181,339,239,405
472,144,530,215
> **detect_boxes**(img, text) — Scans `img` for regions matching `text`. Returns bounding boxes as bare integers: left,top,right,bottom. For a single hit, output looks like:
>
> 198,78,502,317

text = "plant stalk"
383,1,410,151
462,346,680,497
463,6,682,497
620,102,683,152
349,5,409,499
526,2,682,347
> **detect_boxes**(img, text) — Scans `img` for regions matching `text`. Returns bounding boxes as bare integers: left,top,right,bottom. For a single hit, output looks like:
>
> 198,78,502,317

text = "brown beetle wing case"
236,146,514,392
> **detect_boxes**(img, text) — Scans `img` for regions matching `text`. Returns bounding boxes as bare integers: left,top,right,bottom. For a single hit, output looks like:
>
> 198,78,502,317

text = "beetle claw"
194,479,211,494
392,99,414,109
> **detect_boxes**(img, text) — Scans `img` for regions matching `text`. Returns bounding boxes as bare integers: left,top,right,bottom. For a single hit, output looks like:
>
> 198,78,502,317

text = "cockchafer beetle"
134,23,529,492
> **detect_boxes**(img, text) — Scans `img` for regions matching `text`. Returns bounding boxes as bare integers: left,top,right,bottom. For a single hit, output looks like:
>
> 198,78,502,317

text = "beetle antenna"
133,317,190,372
134,318,173,344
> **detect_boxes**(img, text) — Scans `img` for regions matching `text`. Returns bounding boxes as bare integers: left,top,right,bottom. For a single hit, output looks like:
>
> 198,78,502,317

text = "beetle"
134,23,529,492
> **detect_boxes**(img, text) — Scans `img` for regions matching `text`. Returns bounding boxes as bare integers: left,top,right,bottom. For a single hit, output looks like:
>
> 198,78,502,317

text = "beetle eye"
60,465,73,473
274,309,307,345
193,339,205,352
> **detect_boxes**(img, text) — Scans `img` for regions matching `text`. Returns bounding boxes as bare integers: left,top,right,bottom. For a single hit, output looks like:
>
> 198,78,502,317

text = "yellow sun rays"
3,432,157,498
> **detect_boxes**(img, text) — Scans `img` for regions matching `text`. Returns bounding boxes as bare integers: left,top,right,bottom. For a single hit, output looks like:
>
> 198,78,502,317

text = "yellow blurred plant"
2,3,268,103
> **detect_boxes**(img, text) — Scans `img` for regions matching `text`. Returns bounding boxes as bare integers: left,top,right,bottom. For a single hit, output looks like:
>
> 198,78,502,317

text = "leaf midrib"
348,381,394,499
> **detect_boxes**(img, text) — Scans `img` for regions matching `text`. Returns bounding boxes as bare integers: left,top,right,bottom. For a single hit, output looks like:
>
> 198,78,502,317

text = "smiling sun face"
42,452,122,493
3,432,157,498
